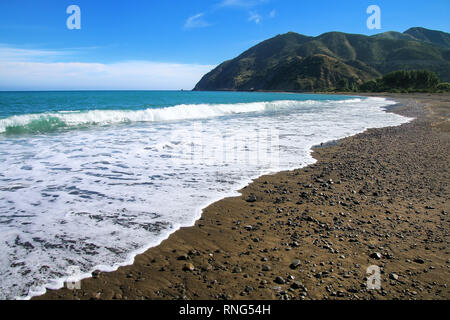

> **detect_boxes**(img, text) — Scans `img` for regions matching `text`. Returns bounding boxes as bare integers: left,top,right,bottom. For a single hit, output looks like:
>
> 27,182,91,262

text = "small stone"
232,266,242,273
246,194,257,203
183,263,195,271
290,259,301,269
262,265,271,272
389,273,399,280
274,276,286,284
291,281,304,290
370,252,382,260
188,249,199,256
413,258,425,264
91,270,101,278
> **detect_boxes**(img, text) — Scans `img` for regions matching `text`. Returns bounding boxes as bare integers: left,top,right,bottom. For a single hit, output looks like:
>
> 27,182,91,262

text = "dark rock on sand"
275,276,286,284
290,259,301,269
370,252,383,260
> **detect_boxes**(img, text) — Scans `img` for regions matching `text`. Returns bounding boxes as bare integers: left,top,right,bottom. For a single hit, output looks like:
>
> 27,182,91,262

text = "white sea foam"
0,99,354,133
0,97,411,299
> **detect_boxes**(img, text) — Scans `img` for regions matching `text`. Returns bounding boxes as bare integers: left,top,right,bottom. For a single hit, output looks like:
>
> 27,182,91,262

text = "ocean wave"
0,99,363,134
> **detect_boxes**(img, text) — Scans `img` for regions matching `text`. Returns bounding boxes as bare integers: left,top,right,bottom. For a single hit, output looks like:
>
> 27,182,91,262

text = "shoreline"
24,93,370,299
34,93,449,300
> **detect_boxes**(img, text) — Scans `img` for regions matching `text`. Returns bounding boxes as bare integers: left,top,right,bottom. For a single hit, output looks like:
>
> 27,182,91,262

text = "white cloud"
0,61,215,91
184,13,210,29
0,45,215,91
269,10,276,18
219,0,267,8
186,0,270,28
248,11,262,24
0,45,71,62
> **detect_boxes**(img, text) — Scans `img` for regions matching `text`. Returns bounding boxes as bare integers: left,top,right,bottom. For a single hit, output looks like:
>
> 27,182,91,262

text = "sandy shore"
34,93,449,300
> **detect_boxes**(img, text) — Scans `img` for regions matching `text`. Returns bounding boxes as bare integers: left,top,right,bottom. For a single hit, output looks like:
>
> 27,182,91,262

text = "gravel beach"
35,93,449,300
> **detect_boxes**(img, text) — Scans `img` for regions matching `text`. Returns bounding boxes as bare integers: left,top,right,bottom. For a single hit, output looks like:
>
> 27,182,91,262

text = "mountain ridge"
194,27,450,92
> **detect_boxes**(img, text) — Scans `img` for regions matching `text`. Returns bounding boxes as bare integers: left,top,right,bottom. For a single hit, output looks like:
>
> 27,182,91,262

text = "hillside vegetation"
358,70,450,93
194,27,450,92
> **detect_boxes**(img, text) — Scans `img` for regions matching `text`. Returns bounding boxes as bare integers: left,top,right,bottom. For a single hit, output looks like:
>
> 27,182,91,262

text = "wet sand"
35,93,449,300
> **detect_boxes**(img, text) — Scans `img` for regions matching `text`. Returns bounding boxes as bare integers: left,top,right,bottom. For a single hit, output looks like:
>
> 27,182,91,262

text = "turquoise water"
0,91,351,134
0,91,350,117
0,91,411,299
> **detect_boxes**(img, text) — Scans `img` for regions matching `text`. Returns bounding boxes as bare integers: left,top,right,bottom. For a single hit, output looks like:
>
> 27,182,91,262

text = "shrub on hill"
358,70,447,93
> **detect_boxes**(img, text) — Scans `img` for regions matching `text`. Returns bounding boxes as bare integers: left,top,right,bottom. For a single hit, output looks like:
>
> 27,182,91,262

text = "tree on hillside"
358,70,443,92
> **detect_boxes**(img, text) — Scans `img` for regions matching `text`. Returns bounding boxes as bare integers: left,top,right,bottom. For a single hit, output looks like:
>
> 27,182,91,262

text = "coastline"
34,93,449,300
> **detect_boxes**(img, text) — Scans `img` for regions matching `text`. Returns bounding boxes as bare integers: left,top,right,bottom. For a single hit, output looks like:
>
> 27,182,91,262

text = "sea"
0,91,412,299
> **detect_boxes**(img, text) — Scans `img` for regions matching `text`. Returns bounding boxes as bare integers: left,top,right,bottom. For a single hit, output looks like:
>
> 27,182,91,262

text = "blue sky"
0,0,449,90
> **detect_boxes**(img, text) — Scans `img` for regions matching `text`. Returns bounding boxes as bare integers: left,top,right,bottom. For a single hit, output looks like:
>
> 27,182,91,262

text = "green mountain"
194,27,450,92
404,27,450,48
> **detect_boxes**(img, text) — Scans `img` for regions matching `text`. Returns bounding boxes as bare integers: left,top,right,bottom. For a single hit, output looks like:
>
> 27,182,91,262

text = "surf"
0,98,362,135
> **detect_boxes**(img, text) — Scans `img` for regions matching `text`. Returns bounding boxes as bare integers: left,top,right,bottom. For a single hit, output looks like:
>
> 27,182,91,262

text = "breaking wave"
0,99,363,134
